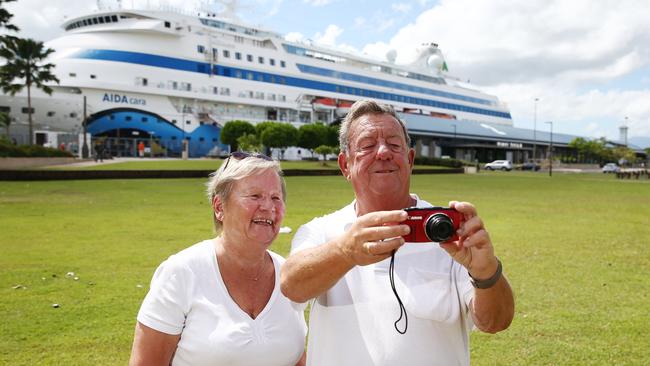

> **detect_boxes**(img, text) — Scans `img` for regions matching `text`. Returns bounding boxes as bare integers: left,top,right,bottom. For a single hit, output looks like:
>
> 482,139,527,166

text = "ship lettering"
102,93,146,105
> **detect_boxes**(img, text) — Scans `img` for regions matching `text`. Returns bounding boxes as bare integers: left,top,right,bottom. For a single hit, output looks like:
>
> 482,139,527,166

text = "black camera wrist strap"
389,250,408,334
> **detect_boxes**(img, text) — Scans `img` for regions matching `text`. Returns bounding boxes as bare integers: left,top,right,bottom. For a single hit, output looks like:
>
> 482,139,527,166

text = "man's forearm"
470,275,515,333
280,239,354,303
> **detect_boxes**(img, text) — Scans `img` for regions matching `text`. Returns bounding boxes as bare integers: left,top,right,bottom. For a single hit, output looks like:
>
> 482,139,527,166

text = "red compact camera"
401,207,464,243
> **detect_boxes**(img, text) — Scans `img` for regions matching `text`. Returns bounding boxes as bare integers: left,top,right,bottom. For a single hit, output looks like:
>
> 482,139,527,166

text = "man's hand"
439,201,498,279
440,201,514,333
338,210,411,266
281,210,410,303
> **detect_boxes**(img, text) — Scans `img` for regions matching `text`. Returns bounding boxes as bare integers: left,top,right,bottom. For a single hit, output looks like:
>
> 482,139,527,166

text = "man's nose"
376,141,393,160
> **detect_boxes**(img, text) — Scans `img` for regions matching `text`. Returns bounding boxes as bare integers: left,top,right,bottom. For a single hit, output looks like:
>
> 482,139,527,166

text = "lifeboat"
403,108,422,114
312,98,337,111
336,100,354,116
430,111,457,119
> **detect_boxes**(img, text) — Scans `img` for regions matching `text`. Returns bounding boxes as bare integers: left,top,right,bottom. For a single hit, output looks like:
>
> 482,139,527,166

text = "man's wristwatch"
469,258,502,289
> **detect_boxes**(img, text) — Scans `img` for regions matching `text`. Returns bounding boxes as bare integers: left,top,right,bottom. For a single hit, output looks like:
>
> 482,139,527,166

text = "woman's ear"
212,195,224,221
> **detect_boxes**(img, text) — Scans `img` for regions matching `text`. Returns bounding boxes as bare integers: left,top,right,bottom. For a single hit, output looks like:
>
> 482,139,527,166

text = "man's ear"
338,152,351,180
212,195,224,221
408,148,415,170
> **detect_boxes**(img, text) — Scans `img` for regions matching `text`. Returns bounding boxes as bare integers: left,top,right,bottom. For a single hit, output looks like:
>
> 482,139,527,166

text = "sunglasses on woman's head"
222,151,272,170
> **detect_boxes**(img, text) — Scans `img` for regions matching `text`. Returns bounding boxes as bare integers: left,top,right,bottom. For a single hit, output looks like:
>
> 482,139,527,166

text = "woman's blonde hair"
206,153,286,233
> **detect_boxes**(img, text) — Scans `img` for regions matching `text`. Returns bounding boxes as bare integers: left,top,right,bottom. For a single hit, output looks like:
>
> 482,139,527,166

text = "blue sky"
5,0,650,147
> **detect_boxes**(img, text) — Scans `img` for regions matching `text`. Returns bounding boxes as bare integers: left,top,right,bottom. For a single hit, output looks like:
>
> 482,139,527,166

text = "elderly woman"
130,152,307,366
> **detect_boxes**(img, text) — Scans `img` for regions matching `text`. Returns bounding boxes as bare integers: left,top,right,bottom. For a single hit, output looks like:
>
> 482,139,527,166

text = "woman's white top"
137,240,307,366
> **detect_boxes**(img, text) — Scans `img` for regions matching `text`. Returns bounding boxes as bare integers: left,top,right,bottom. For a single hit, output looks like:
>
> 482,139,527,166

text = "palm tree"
0,36,59,144
0,0,19,31
0,111,11,137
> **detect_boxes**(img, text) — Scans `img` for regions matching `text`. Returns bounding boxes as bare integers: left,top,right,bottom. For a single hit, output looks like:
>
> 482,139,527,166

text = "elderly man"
281,100,514,365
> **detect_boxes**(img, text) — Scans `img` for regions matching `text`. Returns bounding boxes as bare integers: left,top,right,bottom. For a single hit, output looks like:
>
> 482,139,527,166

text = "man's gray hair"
206,155,286,234
338,99,411,153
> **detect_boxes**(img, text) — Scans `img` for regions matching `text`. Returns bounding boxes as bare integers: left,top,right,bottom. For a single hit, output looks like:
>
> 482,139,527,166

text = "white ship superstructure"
0,5,512,156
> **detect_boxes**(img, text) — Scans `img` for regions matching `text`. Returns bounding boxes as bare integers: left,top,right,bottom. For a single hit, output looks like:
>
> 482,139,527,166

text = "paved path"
47,157,185,169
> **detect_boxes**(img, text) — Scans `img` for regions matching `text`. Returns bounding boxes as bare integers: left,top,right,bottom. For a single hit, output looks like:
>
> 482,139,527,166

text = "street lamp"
533,98,539,161
451,124,457,159
545,121,553,177
81,95,89,159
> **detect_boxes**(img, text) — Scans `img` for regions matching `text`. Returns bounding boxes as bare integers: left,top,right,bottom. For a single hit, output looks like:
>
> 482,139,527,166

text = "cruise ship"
0,4,513,157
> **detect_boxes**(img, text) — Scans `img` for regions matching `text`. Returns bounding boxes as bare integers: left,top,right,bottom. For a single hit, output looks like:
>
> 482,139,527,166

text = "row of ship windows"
0,106,78,118
297,64,493,106
196,45,287,68
65,14,121,31
283,44,446,86
133,77,288,101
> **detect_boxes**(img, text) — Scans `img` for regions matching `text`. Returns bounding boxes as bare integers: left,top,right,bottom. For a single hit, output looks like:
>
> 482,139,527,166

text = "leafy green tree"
611,146,636,166
314,145,333,164
261,123,297,159
327,124,340,147
220,120,255,151
254,121,278,139
0,0,19,31
297,123,329,155
0,111,10,136
0,36,59,145
236,133,262,152
254,121,280,154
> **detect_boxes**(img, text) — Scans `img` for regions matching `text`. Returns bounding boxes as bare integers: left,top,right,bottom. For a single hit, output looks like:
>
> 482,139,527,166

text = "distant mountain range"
629,136,650,149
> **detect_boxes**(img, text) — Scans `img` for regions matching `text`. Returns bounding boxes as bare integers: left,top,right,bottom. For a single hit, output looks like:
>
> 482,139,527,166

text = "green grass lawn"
1,172,648,365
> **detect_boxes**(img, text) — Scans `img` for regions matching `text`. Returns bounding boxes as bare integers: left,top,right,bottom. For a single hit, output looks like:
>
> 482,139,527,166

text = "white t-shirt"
291,199,475,366
137,240,307,366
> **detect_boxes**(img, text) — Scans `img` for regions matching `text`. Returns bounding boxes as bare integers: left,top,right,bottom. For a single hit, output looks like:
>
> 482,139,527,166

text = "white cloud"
361,0,650,139
391,3,411,13
313,24,343,46
302,0,333,6
284,32,305,42
353,16,366,29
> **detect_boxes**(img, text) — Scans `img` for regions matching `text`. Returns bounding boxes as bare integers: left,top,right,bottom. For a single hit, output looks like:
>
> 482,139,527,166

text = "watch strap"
469,258,502,289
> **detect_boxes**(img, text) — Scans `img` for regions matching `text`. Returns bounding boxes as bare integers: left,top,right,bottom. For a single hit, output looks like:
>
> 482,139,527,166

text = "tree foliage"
0,0,19,31
254,121,277,139
568,137,639,165
314,145,333,163
220,120,255,151
297,123,329,152
0,111,10,136
236,133,262,152
326,124,340,147
0,36,59,144
261,123,297,151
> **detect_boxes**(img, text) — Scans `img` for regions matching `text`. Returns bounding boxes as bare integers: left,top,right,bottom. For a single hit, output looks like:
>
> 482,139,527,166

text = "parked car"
484,160,513,171
521,161,541,171
602,163,620,173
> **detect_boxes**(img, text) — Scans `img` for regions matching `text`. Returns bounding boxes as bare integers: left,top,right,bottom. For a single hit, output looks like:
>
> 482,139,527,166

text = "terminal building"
399,113,647,163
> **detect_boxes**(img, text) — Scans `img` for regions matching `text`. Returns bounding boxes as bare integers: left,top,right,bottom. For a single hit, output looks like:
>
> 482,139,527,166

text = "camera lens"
424,213,455,242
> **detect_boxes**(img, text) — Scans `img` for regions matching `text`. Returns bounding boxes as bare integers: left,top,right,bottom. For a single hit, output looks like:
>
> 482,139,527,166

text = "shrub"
414,156,464,168
0,140,73,157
